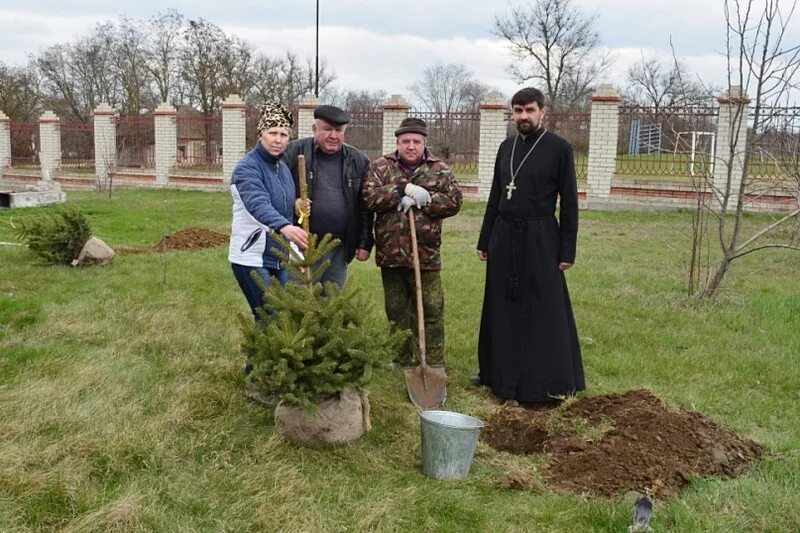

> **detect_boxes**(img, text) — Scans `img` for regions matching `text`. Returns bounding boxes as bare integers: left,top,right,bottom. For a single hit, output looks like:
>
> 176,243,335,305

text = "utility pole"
315,0,320,97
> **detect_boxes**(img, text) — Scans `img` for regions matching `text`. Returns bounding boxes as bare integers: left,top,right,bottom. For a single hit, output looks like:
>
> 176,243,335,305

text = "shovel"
404,208,447,410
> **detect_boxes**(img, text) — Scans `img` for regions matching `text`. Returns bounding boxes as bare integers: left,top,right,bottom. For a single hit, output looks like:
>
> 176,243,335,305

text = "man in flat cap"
363,117,462,367
283,104,373,288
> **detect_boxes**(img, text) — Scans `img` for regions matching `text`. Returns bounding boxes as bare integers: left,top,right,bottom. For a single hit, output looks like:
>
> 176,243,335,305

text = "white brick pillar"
93,102,116,183
382,95,410,156
39,111,61,182
154,102,177,186
222,94,247,180
587,85,622,204
713,86,750,210
296,95,319,140
478,92,508,201
0,111,10,177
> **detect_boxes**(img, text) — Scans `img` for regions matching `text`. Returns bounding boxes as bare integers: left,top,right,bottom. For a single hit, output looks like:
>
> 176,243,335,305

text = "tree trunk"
701,254,732,298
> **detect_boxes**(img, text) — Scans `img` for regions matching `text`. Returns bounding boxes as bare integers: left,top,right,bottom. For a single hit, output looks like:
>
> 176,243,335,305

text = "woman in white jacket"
229,100,308,364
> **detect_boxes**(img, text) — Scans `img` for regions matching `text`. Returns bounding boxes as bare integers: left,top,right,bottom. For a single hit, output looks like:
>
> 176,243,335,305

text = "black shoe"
469,374,482,387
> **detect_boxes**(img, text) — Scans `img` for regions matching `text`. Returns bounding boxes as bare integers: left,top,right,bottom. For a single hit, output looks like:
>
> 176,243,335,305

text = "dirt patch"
496,469,541,490
153,227,228,251
118,227,228,254
483,389,762,499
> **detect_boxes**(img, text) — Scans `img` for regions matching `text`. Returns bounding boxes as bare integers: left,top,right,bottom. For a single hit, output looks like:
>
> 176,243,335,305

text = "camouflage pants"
380,267,445,366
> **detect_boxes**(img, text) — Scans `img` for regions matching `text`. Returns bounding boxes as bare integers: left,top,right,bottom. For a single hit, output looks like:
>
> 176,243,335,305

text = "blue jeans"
231,263,289,320
231,263,289,375
319,245,348,288
290,244,349,290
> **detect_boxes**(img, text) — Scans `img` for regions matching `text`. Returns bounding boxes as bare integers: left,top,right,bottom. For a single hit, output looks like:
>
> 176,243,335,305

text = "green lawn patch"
0,190,798,531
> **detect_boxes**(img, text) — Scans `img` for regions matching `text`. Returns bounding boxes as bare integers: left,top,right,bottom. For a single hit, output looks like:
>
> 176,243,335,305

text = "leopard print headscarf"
257,100,293,133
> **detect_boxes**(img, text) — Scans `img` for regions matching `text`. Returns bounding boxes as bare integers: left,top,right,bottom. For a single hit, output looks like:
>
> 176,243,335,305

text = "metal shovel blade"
404,364,447,410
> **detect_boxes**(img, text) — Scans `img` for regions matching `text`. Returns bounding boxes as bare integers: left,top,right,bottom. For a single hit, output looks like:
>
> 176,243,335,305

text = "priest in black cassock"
475,87,584,403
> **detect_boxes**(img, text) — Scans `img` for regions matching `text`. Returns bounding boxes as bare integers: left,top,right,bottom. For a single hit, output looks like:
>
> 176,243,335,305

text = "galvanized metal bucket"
419,410,485,481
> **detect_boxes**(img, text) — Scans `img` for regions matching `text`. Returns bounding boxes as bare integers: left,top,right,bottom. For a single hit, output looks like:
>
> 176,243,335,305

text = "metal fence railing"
345,111,383,161
9,122,39,167
747,106,800,181
176,115,222,171
616,105,719,180
60,121,94,171
17,103,796,191
410,110,480,179
116,116,155,168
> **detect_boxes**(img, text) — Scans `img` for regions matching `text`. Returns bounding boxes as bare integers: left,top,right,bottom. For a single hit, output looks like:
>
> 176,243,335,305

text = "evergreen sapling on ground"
11,204,92,265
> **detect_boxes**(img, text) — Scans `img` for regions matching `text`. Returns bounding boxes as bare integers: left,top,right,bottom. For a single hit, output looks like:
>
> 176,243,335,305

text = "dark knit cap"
395,117,428,137
314,105,350,126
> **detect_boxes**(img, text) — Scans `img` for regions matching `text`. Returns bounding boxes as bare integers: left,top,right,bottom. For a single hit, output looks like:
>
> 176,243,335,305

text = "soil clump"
483,389,762,498
118,227,228,254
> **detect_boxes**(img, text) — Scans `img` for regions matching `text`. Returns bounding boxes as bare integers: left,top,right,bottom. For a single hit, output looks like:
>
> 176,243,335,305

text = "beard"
515,118,540,135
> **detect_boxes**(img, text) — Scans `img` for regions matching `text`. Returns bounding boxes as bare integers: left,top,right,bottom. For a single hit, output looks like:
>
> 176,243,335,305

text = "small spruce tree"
12,205,92,265
241,233,407,410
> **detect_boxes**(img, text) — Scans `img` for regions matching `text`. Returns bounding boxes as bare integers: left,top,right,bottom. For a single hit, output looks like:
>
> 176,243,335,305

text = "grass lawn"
1,190,798,531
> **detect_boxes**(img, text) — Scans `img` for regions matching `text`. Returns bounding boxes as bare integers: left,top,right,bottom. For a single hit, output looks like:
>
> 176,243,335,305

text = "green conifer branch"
241,231,409,410
13,205,92,264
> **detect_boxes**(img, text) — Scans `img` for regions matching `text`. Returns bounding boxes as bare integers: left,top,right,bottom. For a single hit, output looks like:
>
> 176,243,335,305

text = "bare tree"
14,10,339,126
35,23,123,122
246,55,283,105
144,10,185,105
180,18,231,117
217,35,257,100
689,0,800,297
323,88,388,112
71,25,121,118
113,17,156,115
407,63,488,161
493,0,609,110
0,61,41,120
408,63,488,113
247,52,335,108
625,54,711,110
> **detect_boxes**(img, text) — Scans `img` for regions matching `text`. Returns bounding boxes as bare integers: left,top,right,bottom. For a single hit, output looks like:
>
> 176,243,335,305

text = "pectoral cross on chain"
505,181,516,200
506,129,547,201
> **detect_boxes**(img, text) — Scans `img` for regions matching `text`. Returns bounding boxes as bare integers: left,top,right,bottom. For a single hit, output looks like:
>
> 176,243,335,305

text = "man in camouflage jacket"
363,117,462,366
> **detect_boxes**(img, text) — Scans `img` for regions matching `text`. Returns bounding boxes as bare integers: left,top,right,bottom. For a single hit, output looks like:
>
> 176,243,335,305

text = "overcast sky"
1,1,798,100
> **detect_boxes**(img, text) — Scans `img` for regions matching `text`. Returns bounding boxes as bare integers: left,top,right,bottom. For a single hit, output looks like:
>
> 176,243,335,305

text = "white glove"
289,241,305,262
398,196,415,213
404,183,431,208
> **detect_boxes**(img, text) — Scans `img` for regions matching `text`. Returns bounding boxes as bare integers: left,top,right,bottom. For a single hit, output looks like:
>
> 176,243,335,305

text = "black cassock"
476,127,584,402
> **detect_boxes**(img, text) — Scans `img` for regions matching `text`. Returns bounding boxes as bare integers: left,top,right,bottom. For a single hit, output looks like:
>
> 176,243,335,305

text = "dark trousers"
380,267,445,366
289,243,349,291
231,263,289,374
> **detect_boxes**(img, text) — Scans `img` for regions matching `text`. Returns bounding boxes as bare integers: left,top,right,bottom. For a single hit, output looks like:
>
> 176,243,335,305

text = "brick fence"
1,88,797,213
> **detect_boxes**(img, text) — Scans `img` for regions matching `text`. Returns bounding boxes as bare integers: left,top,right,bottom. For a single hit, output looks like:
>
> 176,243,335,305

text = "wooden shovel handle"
297,155,310,233
408,209,427,368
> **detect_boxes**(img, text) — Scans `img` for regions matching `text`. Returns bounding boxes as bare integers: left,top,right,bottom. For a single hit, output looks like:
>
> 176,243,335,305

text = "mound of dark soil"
154,227,228,251
118,227,228,254
483,389,762,498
